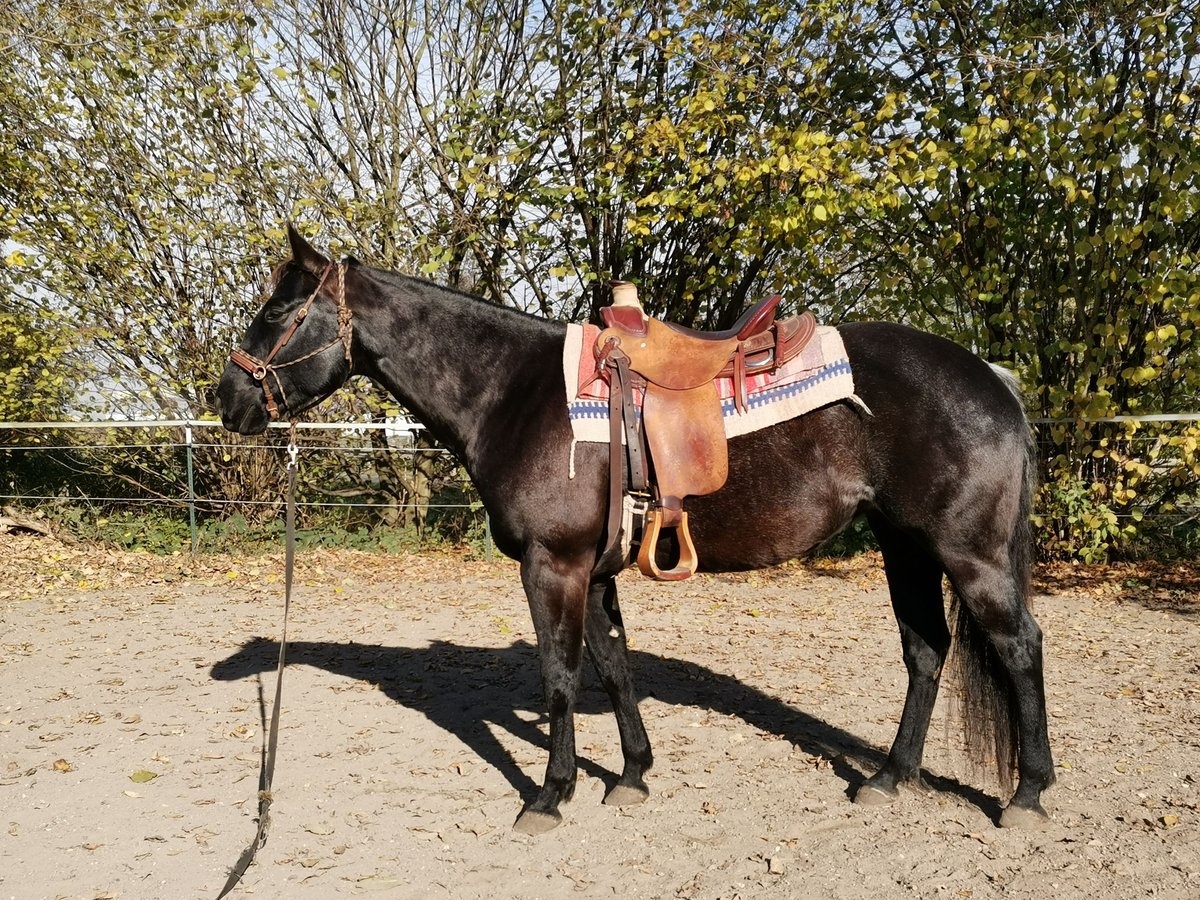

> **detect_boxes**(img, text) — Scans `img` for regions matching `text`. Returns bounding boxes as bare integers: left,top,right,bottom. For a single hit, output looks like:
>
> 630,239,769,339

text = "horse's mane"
358,263,560,328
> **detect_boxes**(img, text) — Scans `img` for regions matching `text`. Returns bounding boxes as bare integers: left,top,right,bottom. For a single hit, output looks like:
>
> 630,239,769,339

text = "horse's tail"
948,365,1036,793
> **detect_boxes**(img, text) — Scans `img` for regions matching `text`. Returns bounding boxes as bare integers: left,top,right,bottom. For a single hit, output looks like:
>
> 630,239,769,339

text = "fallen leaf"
129,770,158,783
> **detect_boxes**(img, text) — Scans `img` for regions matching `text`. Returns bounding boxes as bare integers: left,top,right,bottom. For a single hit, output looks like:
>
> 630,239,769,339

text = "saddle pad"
563,321,866,446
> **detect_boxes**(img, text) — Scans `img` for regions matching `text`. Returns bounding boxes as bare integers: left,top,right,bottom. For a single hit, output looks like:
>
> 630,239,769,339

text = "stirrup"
636,508,699,581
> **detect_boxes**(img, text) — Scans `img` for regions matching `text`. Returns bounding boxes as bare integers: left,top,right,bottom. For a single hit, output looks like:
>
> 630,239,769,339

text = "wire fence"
2,414,1198,557
0,419,491,556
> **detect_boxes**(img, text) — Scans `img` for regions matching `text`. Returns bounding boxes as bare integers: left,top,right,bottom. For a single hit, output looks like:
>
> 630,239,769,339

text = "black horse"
218,226,1053,834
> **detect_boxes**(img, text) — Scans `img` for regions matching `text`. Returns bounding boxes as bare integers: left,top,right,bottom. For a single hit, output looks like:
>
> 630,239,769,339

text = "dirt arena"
2,535,1198,899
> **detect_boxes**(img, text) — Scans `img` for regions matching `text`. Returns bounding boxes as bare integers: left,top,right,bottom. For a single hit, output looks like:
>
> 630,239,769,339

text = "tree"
4,1,292,418
848,0,1200,556
499,0,897,326
3,0,1195,556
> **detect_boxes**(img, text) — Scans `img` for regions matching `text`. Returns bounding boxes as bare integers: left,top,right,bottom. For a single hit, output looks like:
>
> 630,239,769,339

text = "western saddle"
594,282,816,580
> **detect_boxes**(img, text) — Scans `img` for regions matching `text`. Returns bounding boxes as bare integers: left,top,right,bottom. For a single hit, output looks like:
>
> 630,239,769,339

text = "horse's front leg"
514,544,591,835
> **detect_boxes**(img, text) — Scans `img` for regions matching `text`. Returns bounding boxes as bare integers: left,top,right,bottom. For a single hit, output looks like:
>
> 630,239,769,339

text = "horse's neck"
354,275,563,460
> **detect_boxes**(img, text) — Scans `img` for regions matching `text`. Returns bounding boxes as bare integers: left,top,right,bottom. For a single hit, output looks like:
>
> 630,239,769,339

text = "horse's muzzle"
217,367,272,435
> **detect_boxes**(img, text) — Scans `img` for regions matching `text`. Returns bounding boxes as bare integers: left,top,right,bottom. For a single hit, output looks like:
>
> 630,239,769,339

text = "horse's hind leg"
943,551,1054,826
583,577,653,806
857,513,951,804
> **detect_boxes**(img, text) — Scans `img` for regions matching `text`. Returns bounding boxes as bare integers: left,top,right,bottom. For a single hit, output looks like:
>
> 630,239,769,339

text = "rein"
216,426,299,898
216,262,349,892
229,262,352,420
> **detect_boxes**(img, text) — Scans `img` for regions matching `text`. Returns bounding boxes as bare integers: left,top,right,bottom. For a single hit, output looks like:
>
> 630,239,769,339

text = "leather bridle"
229,262,353,421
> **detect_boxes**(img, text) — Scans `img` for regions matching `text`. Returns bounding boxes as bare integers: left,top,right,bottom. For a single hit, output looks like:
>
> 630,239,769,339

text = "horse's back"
840,321,1024,429
687,321,1029,569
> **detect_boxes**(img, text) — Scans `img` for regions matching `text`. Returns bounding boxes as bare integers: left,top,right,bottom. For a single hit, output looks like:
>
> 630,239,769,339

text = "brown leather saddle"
594,283,817,580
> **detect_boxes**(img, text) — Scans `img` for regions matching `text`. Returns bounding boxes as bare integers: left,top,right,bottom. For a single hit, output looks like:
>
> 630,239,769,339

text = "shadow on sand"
211,637,1000,820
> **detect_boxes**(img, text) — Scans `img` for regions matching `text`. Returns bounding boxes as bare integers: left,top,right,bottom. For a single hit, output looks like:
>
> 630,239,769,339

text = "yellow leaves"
1123,365,1159,385
1151,324,1177,344
875,91,899,122
1051,173,1081,203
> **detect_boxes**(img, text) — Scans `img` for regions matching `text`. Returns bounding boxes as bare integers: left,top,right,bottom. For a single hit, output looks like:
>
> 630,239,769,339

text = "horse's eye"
265,305,291,325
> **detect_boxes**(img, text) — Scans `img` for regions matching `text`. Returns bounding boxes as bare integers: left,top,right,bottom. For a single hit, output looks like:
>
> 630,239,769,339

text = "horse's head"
218,225,355,434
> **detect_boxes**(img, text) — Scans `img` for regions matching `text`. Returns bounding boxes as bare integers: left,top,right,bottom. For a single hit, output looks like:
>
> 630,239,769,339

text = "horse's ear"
287,222,330,275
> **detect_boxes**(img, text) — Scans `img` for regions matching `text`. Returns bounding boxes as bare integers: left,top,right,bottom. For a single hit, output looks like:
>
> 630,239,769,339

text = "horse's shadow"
211,637,998,818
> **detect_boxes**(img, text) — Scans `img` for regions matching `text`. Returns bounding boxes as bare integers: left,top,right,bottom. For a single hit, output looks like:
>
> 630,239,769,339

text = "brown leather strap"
601,350,624,565
615,355,648,495
596,344,649,571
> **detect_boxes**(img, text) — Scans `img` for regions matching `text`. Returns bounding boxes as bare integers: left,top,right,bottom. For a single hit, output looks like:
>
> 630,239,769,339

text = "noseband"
229,262,353,421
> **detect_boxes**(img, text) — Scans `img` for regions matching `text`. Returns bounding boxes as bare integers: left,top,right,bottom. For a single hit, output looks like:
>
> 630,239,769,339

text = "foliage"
1036,417,1200,559
842,1,1200,558
43,497,479,556
2,0,1197,559
814,517,880,558
0,307,77,423
3,2,291,418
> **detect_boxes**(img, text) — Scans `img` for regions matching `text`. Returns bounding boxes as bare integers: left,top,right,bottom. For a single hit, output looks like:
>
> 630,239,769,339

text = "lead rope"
216,424,298,898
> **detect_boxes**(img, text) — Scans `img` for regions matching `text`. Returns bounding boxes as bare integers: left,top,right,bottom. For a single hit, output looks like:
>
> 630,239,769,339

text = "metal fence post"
185,423,198,554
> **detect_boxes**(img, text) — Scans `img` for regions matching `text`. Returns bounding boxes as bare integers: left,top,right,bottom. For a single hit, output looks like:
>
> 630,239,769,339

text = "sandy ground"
2,535,1199,900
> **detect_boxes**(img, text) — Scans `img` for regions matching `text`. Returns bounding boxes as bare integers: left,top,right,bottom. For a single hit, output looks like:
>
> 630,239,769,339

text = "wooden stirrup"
636,508,699,581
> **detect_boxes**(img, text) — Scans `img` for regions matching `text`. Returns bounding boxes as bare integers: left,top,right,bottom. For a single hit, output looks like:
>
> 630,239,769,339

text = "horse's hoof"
999,803,1051,829
603,783,649,807
513,808,563,835
854,784,898,807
